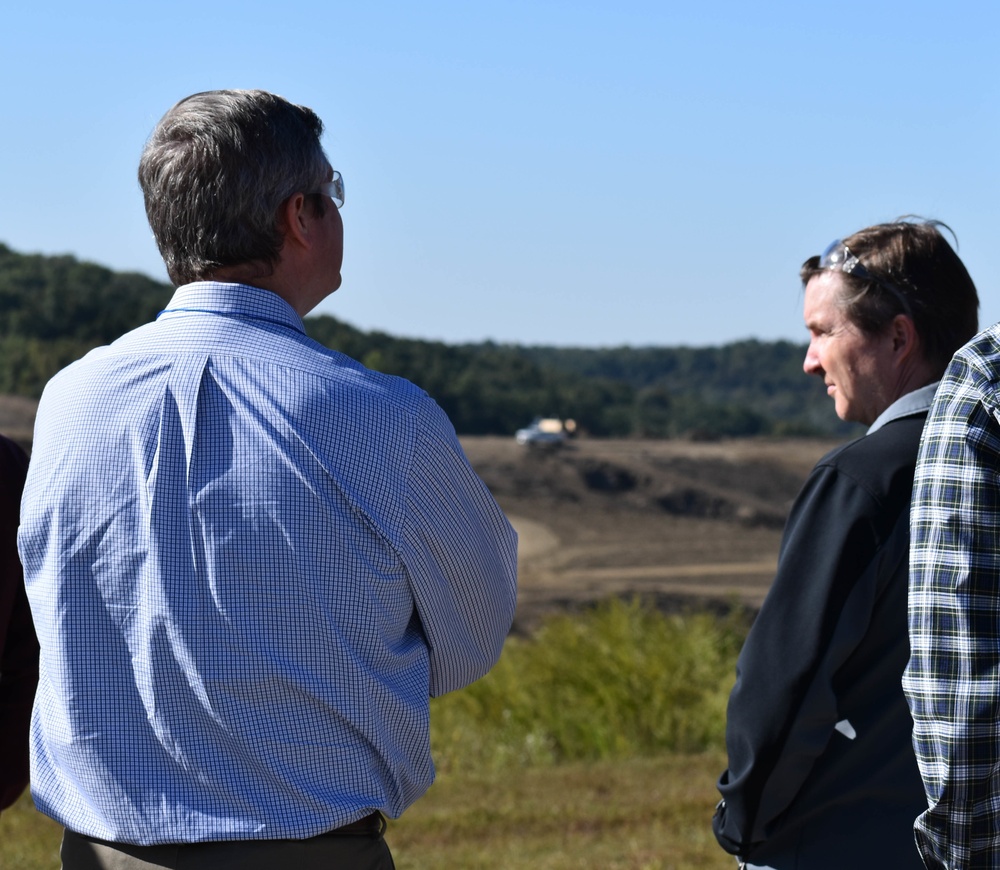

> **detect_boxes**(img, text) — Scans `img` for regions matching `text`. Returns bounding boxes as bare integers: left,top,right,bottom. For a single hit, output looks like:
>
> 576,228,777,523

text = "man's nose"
803,343,822,376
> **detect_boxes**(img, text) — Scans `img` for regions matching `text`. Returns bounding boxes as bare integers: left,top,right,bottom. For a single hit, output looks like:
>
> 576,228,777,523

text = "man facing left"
19,89,517,869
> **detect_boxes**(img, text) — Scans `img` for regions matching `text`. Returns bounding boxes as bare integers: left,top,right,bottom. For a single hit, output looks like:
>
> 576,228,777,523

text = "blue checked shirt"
18,282,518,845
906,327,1000,869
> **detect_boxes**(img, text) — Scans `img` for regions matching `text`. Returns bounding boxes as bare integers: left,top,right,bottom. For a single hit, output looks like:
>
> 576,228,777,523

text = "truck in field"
515,417,576,447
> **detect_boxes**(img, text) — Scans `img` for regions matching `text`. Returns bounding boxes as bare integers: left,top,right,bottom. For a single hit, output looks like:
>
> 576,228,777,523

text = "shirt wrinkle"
19,281,517,845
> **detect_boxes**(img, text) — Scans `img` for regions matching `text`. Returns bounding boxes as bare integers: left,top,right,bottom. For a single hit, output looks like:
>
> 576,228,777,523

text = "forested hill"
0,243,854,438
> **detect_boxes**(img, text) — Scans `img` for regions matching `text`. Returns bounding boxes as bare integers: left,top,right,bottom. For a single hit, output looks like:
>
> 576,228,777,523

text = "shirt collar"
158,282,306,334
867,381,940,434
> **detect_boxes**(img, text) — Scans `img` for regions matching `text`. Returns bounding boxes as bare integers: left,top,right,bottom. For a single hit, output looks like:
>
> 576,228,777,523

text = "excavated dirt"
460,436,840,634
0,396,841,635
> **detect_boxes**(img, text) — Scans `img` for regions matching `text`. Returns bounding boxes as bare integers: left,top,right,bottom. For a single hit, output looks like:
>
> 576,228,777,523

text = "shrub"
430,598,746,772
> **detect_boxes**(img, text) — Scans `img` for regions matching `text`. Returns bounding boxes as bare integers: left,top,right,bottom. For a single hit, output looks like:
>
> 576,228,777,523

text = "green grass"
0,599,744,869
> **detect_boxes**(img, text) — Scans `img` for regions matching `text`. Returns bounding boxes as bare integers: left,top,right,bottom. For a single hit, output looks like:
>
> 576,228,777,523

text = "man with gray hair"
19,89,518,869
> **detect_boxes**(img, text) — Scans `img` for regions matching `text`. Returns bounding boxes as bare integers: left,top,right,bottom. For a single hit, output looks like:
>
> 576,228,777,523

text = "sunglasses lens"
819,240,847,270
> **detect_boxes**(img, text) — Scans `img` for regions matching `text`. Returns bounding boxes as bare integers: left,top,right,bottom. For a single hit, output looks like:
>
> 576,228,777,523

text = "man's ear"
890,313,919,361
280,193,312,251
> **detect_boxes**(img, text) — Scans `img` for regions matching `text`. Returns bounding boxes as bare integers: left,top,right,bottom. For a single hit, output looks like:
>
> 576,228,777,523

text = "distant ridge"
0,243,852,438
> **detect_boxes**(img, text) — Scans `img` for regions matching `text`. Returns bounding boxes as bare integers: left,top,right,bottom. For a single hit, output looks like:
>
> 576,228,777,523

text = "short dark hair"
138,89,330,286
800,219,979,375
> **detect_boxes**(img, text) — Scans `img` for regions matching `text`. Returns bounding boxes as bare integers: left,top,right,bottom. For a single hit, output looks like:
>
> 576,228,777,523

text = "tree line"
0,243,855,438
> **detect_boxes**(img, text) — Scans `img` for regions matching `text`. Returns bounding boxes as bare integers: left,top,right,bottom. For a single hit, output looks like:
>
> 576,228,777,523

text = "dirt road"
461,435,839,633
0,391,837,634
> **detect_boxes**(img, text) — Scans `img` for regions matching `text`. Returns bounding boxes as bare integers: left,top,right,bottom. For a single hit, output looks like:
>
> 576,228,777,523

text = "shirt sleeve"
905,351,1000,869
0,436,34,812
400,397,518,697
714,456,889,857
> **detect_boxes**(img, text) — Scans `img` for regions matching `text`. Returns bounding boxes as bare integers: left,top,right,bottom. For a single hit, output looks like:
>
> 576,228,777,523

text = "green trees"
0,244,169,394
0,243,853,438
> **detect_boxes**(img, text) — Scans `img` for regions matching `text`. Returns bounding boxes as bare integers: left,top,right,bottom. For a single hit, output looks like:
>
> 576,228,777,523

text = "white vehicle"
515,418,568,447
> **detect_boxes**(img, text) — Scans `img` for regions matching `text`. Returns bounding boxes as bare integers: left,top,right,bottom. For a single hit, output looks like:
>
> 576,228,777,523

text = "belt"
323,811,386,838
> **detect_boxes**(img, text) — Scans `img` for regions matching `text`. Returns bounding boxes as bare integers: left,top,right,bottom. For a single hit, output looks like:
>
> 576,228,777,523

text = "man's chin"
834,401,858,425
836,405,875,427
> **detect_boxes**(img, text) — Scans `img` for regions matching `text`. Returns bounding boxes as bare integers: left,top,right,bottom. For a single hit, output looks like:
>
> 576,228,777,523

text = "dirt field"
0,395,39,449
0,396,843,633
461,435,841,633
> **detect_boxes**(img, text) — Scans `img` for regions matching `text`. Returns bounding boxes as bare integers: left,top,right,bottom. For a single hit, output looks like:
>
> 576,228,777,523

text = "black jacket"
714,413,926,869
0,434,33,811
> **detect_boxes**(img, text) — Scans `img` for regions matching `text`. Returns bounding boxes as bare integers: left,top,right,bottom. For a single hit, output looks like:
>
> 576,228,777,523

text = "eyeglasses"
315,170,344,209
818,239,911,317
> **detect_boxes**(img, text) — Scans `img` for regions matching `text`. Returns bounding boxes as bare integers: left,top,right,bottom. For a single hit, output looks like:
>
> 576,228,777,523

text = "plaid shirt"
906,327,1000,869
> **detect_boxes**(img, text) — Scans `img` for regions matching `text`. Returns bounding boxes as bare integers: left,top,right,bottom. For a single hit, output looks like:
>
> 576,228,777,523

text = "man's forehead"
804,271,846,307
803,272,851,326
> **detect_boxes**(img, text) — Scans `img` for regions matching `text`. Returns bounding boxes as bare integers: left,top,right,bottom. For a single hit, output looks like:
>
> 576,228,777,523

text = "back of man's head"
139,89,330,286
800,219,980,377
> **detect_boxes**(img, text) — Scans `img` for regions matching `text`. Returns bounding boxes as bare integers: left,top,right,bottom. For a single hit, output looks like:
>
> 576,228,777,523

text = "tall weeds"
431,598,747,772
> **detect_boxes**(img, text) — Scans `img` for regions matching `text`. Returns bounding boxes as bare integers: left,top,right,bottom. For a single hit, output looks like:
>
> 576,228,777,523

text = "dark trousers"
61,816,396,870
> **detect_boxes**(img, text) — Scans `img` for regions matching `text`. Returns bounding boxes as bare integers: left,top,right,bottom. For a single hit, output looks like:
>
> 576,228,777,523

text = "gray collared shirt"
867,381,940,434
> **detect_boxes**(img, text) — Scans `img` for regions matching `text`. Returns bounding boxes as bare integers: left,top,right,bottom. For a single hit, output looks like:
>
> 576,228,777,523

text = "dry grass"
0,791,62,869
390,752,732,869
0,753,732,870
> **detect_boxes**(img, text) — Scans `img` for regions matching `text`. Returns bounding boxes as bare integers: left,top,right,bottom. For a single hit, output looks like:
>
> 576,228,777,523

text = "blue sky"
1,1,996,347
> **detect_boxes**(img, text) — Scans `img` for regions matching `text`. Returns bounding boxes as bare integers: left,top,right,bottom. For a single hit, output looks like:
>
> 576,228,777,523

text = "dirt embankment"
460,436,839,634
0,395,838,634
0,395,38,450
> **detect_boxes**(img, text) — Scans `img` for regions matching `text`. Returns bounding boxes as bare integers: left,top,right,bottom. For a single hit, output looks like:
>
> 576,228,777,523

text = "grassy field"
389,752,732,869
429,600,746,770
0,600,741,869
0,752,732,870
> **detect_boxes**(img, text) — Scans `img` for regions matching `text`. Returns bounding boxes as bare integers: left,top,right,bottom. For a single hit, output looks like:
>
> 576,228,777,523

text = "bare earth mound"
0,395,39,449
460,436,841,634
0,396,840,634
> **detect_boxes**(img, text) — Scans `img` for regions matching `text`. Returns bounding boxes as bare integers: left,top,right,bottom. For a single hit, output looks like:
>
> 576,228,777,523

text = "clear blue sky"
2,0,997,348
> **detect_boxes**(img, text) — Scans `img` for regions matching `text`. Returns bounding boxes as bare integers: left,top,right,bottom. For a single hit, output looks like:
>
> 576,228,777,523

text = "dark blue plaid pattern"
906,328,1000,869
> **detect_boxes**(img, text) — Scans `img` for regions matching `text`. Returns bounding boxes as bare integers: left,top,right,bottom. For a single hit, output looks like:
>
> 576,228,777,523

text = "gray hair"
138,89,330,285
